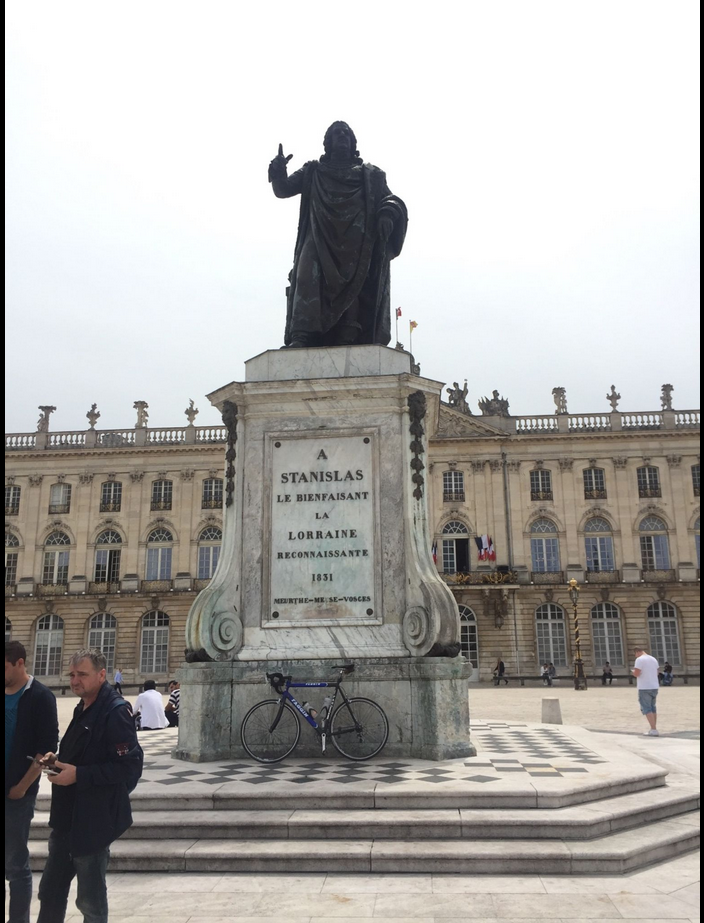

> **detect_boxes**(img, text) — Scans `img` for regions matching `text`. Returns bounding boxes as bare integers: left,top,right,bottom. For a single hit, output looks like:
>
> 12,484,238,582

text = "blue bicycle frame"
267,668,353,753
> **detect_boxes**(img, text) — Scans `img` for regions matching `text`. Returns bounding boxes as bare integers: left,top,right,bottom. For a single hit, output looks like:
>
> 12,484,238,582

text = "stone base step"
33,764,669,813
28,813,699,874
28,786,699,841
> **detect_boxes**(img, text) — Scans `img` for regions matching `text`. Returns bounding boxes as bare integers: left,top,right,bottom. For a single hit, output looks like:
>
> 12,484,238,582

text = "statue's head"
321,121,362,163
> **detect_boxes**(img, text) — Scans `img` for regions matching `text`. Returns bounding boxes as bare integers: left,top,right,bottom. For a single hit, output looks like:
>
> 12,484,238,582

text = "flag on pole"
474,536,484,560
488,536,496,561
395,307,402,318
409,320,418,330
431,541,437,565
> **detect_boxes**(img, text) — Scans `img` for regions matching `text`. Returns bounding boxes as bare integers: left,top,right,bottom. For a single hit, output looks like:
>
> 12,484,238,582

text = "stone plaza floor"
30,683,699,922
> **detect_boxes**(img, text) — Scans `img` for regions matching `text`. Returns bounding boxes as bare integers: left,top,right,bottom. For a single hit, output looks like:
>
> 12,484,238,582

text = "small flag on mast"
409,320,418,330
431,541,437,565
395,307,402,318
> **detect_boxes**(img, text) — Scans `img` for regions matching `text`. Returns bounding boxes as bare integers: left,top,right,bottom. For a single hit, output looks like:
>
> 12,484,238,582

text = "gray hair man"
36,650,143,923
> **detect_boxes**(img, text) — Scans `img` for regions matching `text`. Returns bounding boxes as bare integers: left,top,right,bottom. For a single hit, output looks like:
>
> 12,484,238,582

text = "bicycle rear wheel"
330,697,389,760
240,699,300,763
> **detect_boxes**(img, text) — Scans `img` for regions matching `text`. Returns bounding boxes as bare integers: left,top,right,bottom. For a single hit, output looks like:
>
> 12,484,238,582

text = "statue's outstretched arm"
268,143,305,198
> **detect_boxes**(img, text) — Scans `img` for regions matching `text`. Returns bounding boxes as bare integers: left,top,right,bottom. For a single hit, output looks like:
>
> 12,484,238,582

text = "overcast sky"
6,0,700,434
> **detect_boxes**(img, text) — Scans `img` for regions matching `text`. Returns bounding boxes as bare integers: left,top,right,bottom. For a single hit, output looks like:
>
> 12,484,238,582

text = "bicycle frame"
270,676,351,753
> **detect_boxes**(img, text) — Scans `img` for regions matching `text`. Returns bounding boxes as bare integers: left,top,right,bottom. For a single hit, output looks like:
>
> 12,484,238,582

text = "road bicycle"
240,663,389,763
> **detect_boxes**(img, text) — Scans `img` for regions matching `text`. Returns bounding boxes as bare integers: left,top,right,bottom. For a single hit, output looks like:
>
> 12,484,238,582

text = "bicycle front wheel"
330,697,389,760
240,699,300,763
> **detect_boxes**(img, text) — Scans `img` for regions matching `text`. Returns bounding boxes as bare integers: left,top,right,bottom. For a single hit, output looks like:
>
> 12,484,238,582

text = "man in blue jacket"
37,649,143,923
5,640,59,923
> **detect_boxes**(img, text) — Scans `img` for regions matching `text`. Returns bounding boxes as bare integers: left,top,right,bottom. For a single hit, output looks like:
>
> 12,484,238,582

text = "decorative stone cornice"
78,474,94,486
181,469,195,481
558,458,574,471
470,461,485,473
28,475,43,487
666,455,682,468
6,476,15,485
488,459,502,472
612,457,628,469
130,471,144,482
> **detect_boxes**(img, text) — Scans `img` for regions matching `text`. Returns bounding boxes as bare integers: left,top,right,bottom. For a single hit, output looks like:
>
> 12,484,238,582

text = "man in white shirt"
632,646,661,737
133,680,167,731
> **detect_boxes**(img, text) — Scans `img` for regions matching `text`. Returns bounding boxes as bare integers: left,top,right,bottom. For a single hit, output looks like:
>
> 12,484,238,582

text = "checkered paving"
136,722,604,786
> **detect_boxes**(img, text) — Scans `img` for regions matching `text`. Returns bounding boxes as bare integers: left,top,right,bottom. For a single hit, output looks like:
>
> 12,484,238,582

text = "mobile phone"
42,766,61,775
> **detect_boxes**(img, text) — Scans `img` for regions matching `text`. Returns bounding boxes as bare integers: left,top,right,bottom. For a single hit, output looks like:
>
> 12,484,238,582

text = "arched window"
49,482,72,514
530,519,560,573
443,470,465,502
590,602,624,666
535,604,568,667
34,614,64,676
202,478,224,509
146,528,173,581
639,516,670,571
5,484,21,516
694,517,700,569
42,531,70,585
100,481,123,513
88,613,118,673
140,610,170,674
94,530,122,584
583,467,607,500
458,605,478,673
584,518,615,572
5,532,19,587
530,468,553,501
637,466,661,498
197,526,222,579
647,601,681,665
441,520,470,574
5,616,11,641
151,480,173,511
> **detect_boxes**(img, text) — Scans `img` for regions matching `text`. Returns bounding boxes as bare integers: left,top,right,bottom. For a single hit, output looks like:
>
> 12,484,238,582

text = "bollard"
542,697,563,724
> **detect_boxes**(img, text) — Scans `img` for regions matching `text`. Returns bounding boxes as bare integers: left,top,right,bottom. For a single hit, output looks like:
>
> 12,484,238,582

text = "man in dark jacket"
5,640,59,923
37,649,143,923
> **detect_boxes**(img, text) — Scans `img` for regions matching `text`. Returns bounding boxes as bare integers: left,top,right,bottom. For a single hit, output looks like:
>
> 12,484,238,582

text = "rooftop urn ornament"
660,383,674,411
606,385,621,411
478,390,510,417
36,406,57,433
446,380,471,414
184,399,199,425
269,122,408,348
552,387,568,415
133,401,149,428
86,403,100,429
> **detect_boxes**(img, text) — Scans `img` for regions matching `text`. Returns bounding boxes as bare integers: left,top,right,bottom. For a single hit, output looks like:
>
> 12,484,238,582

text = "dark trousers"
37,830,110,923
166,711,179,727
113,682,122,695
602,673,613,685
5,794,36,923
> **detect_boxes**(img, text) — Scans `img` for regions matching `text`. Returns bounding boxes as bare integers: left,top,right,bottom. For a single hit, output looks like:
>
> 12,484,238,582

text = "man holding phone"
36,649,143,923
5,641,59,923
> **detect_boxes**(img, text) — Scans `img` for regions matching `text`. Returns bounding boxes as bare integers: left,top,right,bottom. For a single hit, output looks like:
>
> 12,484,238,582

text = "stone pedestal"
177,345,474,760
174,656,473,761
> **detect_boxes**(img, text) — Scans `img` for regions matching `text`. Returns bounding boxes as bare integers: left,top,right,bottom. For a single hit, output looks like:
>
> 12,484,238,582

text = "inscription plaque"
267,432,378,624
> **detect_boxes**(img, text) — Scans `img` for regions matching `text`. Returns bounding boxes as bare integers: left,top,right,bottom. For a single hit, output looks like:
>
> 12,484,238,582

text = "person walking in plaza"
36,649,143,923
113,667,123,696
165,679,180,727
5,641,59,923
133,679,168,730
602,662,614,685
492,658,508,685
632,645,661,737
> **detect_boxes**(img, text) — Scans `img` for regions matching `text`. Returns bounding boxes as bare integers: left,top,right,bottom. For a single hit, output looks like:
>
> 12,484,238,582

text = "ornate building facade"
5,389,700,685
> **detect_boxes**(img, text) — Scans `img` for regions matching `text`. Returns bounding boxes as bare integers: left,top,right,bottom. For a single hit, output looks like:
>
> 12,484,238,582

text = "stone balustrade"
6,425,228,450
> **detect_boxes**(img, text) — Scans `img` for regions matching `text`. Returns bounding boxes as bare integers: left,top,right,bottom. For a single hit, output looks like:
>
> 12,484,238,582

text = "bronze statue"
269,122,408,348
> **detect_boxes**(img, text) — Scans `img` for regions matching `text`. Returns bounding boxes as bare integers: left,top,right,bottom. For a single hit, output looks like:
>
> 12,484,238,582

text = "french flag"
431,541,437,564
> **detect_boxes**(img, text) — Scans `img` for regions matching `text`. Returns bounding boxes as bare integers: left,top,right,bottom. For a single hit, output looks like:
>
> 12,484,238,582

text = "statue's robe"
270,159,407,346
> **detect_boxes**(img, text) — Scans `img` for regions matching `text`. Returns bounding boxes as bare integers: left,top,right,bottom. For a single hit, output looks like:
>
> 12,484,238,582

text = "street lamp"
568,578,588,691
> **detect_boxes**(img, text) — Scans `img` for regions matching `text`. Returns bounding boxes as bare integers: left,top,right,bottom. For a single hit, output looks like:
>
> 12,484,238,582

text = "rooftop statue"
269,122,408,348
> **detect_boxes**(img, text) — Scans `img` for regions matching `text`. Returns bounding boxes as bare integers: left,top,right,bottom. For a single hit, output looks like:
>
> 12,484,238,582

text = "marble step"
28,813,699,874
33,764,668,813
28,785,698,841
